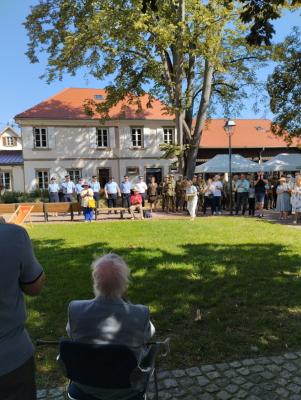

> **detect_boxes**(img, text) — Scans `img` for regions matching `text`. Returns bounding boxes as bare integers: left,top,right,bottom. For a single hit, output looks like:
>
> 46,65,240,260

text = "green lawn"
26,218,301,388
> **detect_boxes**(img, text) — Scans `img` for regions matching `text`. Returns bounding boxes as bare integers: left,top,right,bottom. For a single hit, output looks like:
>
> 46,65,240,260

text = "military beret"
78,177,83,181
124,175,129,178
51,177,56,180
138,175,143,179
164,175,169,178
92,175,97,178
110,177,114,180
183,176,188,179
65,175,70,178
178,174,183,178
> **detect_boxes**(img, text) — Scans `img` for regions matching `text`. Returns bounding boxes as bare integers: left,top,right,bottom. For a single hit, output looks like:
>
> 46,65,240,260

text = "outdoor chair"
36,338,170,400
7,205,34,229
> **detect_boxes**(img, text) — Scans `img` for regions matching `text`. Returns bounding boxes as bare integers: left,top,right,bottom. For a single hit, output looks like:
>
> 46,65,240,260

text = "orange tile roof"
193,119,301,148
15,88,173,120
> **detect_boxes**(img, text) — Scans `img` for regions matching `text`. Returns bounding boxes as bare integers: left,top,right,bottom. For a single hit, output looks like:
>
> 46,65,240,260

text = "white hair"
91,253,130,298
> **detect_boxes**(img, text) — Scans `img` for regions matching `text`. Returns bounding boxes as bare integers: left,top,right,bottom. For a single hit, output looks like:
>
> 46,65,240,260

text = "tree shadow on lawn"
28,238,301,385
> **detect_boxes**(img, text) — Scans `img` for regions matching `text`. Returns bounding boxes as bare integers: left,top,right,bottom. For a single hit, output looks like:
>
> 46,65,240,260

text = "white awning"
195,154,269,173
263,153,301,171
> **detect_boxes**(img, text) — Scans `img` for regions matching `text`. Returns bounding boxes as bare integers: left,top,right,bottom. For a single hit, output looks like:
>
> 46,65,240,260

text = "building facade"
0,125,24,192
15,88,179,191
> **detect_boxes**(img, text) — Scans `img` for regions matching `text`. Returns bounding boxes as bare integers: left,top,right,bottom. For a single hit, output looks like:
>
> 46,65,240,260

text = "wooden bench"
95,207,150,220
18,202,44,213
0,204,17,214
45,203,72,221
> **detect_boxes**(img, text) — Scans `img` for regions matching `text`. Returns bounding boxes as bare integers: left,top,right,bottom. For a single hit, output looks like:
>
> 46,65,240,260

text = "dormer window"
6,137,14,146
94,95,104,100
255,126,265,131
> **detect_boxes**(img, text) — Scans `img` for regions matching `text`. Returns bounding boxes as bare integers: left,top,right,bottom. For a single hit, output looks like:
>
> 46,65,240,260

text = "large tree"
25,0,273,177
267,26,301,147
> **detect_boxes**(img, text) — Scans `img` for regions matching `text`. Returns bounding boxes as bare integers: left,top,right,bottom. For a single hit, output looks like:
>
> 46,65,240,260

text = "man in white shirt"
136,176,148,207
212,174,223,215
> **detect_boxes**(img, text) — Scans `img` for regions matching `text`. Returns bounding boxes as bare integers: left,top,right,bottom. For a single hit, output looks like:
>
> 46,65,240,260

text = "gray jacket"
66,296,155,400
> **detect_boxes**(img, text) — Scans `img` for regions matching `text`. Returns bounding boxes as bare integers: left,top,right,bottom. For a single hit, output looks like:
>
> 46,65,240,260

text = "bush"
0,190,49,204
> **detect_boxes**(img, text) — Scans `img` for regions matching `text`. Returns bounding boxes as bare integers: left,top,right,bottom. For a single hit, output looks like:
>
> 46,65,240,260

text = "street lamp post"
223,119,236,216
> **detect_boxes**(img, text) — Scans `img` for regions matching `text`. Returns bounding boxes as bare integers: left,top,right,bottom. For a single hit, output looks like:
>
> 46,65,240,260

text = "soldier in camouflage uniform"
197,174,206,210
264,174,274,210
159,175,169,211
179,176,188,211
166,174,177,213
219,174,227,210
176,175,183,211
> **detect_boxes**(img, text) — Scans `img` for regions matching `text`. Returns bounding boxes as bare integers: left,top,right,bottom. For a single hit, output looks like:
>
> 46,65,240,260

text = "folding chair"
37,338,170,400
7,205,34,229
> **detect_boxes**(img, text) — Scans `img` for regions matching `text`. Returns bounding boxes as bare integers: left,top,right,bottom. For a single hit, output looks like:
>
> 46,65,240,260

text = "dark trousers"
107,194,118,212
93,192,99,208
236,192,247,215
214,196,221,212
77,194,81,203
264,192,273,209
249,198,255,216
59,192,65,202
139,193,145,207
49,192,59,203
176,192,181,209
204,196,215,215
122,193,131,209
64,194,73,203
0,356,37,400
273,192,277,209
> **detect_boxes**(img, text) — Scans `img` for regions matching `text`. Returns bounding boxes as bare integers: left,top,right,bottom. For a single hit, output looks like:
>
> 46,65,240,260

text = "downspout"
259,148,265,164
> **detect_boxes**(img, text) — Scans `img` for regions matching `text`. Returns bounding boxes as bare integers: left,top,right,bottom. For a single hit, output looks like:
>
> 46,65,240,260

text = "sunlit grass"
26,218,301,387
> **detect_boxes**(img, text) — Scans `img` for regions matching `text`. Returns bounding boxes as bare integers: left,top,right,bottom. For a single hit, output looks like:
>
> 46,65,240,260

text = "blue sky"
0,1,300,134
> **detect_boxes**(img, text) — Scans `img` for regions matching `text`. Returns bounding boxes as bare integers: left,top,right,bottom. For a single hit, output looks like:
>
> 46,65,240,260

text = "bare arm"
21,272,45,297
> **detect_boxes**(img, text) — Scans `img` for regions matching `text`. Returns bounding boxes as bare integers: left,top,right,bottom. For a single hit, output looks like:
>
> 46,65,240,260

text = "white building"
0,125,24,192
15,88,178,191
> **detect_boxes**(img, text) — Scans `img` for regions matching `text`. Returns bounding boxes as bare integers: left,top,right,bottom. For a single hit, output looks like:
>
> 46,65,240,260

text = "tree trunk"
185,60,214,178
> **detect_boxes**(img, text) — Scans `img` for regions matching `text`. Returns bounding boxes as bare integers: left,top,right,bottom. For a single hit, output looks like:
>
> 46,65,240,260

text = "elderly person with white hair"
185,180,198,220
66,253,155,399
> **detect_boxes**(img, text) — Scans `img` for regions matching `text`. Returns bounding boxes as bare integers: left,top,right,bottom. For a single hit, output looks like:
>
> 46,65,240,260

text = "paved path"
38,351,301,400
1,208,301,228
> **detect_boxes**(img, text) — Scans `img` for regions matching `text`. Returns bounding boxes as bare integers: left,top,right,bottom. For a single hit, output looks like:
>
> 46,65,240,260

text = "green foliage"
26,219,301,387
1,189,49,204
267,26,301,146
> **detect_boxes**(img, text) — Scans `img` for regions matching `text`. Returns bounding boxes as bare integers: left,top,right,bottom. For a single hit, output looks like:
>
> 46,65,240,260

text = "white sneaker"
218,211,222,215
213,212,216,216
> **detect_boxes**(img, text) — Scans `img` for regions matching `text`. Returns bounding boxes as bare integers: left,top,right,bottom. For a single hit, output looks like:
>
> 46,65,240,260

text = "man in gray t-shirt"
0,222,44,400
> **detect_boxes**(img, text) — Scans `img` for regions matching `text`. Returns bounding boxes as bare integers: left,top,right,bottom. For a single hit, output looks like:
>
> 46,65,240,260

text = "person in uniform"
232,173,239,209
160,175,169,211
60,175,75,217
179,176,188,212
166,174,176,213
48,177,60,217
104,177,121,214
197,174,206,210
136,176,148,207
90,175,101,214
175,175,183,211
147,176,158,213
120,175,132,214
264,174,274,210
272,173,279,209
75,177,84,216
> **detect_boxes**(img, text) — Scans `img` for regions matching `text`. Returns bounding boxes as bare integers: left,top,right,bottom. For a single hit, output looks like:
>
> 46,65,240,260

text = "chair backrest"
57,340,138,389
14,206,33,224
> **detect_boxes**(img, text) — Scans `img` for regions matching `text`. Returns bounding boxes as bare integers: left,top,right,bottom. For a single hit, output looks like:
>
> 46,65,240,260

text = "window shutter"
144,127,150,148
25,127,34,148
28,170,36,191
13,137,17,146
109,127,115,148
124,126,132,148
157,128,164,146
48,127,56,148
2,137,6,146
174,128,177,144
89,127,97,149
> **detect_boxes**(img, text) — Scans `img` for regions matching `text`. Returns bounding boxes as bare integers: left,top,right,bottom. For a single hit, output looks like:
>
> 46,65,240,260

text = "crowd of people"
47,170,301,222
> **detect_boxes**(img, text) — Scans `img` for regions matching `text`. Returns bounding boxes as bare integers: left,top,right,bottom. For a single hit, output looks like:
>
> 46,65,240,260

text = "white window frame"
164,128,174,144
36,170,49,189
6,137,14,146
1,172,12,191
67,169,82,182
131,127,143,148
34,128,48,148
97,128,109,148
